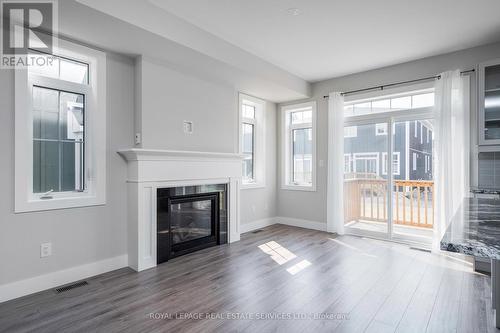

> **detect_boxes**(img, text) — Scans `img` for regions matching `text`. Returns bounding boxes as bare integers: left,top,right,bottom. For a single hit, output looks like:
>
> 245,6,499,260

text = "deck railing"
344,178,434,228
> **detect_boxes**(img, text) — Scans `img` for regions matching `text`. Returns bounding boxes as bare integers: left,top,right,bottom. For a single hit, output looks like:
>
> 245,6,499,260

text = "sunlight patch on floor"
329,238,378,258
286,260,312,275
258,241,297,265
258,241,313,275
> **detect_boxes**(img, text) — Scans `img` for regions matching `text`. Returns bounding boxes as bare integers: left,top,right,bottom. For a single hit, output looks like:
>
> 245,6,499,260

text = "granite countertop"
441,198,500,259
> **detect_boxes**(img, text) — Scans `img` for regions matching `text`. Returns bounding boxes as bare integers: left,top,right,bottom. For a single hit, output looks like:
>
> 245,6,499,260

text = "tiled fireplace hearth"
118,149,243,271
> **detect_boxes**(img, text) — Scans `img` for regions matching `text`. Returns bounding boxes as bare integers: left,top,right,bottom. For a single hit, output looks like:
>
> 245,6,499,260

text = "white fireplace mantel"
118,148,243,271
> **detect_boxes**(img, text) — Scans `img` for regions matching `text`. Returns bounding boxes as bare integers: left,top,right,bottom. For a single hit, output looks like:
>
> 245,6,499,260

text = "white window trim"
15,37,106,213
412,152,418,171
382,152,401,176
281,101,317,191
239,93,266,190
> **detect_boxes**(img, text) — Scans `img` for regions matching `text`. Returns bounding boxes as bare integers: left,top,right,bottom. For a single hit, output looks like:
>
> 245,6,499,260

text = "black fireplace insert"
157,184,227,264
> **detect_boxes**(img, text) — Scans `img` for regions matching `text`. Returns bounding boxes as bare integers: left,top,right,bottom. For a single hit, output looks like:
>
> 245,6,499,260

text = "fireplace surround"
118,149,242,271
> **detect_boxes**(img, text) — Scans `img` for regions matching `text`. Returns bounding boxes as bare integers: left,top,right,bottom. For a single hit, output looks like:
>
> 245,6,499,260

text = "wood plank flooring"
0,224,498,333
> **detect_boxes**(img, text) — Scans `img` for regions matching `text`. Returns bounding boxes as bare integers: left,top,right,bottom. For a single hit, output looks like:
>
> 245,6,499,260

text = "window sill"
15,194,106,213
241,182,266,190
281,184,317,192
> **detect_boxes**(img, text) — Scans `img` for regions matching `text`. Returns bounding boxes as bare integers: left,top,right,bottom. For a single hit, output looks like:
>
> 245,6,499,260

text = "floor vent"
54,281,89,294
252,229,263,234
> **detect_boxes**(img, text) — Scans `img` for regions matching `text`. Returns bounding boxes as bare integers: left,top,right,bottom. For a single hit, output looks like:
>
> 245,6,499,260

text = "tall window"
241,103,255,182
15,38,106,212
32,76,87,193
281,101,317,191
239,94,265,188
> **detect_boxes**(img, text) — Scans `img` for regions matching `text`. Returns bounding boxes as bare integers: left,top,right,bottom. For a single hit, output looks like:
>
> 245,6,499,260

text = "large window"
281,102,317,191
15,38,106,212
239,94,265,188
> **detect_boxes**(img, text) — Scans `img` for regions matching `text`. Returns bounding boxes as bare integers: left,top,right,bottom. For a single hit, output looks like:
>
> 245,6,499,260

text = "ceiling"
149,0,500,82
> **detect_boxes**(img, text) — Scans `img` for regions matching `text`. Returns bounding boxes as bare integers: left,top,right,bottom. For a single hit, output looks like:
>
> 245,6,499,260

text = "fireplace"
118,148,241,271
157,184,228,264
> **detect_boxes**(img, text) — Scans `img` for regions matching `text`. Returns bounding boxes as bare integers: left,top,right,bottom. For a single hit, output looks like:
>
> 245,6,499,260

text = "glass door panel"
344,122,389,237
391,120,434,245
484,65,500,141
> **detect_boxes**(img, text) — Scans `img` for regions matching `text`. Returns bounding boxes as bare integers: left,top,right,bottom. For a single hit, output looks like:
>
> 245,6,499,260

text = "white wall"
0,53,134,286
277,41,500,224
137,57,237,153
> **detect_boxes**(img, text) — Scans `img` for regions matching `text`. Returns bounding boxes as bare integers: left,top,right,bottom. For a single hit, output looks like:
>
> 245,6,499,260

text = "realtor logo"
1,0,58,68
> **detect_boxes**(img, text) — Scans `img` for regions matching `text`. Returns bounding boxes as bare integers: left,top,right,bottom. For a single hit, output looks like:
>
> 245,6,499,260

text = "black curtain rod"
322,69,475,98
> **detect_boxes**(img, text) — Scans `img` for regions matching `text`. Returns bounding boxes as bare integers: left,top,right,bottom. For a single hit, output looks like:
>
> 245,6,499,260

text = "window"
382,152,401,175
413,152,418,171
15,38,106,212
414,121,418,138
375,123,388,136
239,94,266,188
281,101,317,191
344,126,357,138
344,90,435,117
353,153,379,176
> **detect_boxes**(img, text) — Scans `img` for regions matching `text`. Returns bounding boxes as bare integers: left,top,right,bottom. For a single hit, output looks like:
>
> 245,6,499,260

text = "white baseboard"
275,216,327,232
0,254,128,303
240,217,277,234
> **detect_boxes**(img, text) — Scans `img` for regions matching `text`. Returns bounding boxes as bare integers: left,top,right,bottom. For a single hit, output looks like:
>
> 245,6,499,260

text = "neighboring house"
344,120,433,180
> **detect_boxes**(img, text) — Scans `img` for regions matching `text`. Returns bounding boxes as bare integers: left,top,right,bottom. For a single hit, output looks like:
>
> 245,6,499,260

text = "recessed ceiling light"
287,8,301,16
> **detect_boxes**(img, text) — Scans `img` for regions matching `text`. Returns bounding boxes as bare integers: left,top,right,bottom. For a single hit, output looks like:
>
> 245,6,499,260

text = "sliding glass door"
343,116,434,245
344,121,390,238
391,118,434,244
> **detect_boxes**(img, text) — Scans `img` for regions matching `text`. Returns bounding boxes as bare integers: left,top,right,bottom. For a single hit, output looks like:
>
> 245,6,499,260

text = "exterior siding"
344,120,432,180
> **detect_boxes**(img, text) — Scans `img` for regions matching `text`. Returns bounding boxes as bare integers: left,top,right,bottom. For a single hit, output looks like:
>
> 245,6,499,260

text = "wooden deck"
0,224,496,333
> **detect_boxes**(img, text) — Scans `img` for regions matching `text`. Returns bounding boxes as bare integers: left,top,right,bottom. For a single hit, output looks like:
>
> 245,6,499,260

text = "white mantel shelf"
118,148,244,161
119,148,243,272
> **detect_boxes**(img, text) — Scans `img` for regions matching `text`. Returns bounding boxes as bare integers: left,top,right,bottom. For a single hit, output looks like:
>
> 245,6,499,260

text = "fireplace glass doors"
157,184,227,264
171,194,217,245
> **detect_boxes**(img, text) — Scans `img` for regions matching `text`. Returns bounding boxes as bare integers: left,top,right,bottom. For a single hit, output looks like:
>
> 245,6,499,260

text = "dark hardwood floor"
0,224,497,333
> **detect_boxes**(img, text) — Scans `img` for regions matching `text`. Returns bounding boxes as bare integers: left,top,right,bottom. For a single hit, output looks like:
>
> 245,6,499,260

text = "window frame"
281,101,317,191
382,152,401,176
353,152,380,176
238,93,266,189
15,37,106,213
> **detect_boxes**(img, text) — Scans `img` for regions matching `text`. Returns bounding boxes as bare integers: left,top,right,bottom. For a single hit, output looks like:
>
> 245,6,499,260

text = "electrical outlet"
183,121,193,134
40,243,52,258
